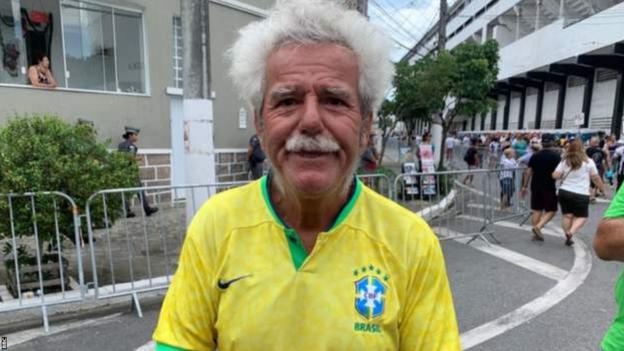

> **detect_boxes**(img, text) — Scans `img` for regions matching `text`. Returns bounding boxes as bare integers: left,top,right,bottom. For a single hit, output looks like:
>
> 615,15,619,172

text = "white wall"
542,90,558,125
562,85,584,127
498,3,624,79
509,95,520,129
525,92,537,128
592,79,617,118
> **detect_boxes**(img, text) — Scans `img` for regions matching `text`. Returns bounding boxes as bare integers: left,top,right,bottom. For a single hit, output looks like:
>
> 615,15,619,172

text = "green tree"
0,115,137,263
393,39,499,167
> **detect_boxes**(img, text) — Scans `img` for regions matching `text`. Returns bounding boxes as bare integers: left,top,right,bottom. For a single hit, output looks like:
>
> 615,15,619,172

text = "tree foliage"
0,115,137,260
393,39,499,129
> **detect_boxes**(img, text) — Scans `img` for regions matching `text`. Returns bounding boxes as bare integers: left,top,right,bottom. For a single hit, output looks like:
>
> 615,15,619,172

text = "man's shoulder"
191,180,269,233
351,186,439,254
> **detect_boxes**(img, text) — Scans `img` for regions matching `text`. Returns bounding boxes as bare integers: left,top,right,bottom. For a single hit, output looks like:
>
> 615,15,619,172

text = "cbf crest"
353,264,389,320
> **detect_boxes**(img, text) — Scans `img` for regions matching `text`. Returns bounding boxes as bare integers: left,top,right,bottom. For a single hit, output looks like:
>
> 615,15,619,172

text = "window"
172,16,182,89
61,0,146,93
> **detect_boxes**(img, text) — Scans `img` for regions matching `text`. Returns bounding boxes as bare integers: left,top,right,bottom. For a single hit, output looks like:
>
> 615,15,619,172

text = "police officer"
118,126,158,217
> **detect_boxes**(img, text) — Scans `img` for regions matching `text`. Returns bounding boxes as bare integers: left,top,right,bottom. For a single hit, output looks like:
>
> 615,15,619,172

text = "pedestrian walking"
499,148,517,210
117,126,158,217
521,134,560,241
462,139,480,185
594,186,624,351
247,134,266,180
445,133,456,162
586,136,610,201
488,137,501,169
553,139,605,246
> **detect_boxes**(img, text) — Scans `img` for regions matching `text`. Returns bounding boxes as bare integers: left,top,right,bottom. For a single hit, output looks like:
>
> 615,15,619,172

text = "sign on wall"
239,108,248,129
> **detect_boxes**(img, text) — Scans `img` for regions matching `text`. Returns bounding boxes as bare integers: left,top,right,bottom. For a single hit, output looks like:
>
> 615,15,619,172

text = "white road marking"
5,312,122,348
454,217,592,350
135,340,155,351
441,227,567,281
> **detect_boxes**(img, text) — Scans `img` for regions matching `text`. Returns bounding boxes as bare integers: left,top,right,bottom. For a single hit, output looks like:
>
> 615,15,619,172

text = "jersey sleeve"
605,185,624,219
399,220,461,351
152,207,219,351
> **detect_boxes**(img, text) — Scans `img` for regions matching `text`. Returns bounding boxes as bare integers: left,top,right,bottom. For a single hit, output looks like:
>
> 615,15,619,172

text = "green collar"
260,174,362,269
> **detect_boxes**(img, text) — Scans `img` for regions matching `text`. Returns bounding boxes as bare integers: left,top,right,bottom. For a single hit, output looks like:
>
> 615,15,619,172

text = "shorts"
558,189,589,217
530,189,558,212
500,178,514,197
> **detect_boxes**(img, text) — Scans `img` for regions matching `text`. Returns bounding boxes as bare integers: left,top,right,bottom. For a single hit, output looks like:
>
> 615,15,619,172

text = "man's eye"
326,98,346,106
276,98,297,107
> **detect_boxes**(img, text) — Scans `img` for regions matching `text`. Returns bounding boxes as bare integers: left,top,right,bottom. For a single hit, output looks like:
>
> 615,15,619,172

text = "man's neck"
271,182,351,232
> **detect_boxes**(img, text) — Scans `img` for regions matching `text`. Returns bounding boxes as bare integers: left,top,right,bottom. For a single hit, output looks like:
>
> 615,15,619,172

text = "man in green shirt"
594,186,624,350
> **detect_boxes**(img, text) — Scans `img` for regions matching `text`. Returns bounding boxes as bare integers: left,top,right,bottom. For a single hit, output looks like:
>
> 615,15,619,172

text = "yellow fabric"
153,179,460,351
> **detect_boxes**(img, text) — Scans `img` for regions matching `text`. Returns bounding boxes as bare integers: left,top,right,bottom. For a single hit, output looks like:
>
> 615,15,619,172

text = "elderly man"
152,1,460,350
594,186,624,351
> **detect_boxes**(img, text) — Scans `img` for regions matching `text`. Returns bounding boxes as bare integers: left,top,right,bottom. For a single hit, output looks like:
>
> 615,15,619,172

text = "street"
4,197,619,351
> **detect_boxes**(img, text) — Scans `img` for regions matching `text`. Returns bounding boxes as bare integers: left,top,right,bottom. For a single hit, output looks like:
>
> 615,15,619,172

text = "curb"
0,290,166,335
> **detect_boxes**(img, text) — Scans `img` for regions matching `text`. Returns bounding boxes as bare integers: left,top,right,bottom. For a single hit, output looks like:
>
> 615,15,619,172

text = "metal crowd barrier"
393,167,529,244
0,167,529,331
83,181,248,316
0,191,86,332
356,173,392,198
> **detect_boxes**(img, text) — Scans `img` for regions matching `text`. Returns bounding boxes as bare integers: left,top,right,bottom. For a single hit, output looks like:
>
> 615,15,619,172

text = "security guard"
118,126,158,217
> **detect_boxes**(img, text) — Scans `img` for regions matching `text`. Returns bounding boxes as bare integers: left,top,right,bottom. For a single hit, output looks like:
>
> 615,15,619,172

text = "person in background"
513,134,528,159
247,133,266,180
499,148,517,210
445,132,456,162
28,52,57,88
594,186,624,351
463,138,480,185
553,139,605,246
117,126,159,218
586,136,610,201
489,137,501,169
605,135,618,186
521,134,560,242
360,134,379,173
613,142,624,191
518,143,541,167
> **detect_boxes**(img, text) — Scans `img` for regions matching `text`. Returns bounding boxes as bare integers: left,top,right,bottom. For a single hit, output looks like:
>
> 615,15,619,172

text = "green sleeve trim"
605,185,624,218
155,342,187,351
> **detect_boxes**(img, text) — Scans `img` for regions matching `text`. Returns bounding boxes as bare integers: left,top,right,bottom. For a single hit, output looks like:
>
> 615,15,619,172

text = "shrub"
0,115,137,260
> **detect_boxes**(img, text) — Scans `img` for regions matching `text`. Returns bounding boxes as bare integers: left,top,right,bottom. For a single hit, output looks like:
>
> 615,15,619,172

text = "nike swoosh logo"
217,274,252,290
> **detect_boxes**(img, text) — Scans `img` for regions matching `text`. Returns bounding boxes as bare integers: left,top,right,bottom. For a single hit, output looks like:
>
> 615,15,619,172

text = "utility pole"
438,0,448,52
181,0,216,219
432,0,449,168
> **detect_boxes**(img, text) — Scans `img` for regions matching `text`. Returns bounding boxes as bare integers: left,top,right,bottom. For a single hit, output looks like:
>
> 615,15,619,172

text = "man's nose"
299,96,323,135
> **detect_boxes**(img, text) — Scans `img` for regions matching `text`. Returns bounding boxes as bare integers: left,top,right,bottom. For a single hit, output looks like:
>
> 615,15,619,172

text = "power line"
370,0,421,41
378,0,430,38
369,3,418,45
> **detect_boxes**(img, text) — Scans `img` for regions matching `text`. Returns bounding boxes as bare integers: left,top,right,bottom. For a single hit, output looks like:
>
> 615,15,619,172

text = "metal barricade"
0,191,86,332
394,169,493,243
84,181,248,316
356,173,392,198
393,167,529,244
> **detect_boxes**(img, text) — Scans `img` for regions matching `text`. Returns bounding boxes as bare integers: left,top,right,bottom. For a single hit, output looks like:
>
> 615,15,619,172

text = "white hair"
228,0,394,118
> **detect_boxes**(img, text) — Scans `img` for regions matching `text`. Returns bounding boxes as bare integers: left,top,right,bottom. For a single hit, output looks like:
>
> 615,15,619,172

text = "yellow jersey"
153,176,460,350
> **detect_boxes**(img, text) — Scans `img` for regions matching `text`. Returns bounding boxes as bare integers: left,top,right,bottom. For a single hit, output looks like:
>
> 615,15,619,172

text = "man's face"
130,133,139,143
258,43,369,197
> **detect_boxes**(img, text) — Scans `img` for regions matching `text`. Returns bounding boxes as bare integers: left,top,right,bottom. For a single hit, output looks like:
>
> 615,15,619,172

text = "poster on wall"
418,144,437,196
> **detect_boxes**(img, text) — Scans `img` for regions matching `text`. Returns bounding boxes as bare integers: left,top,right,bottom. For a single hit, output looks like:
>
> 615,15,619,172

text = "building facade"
0,0,273,188
405,0,624,137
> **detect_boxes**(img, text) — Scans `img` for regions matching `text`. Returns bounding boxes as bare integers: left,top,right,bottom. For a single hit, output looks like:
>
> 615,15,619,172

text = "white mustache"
285,134,340,153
